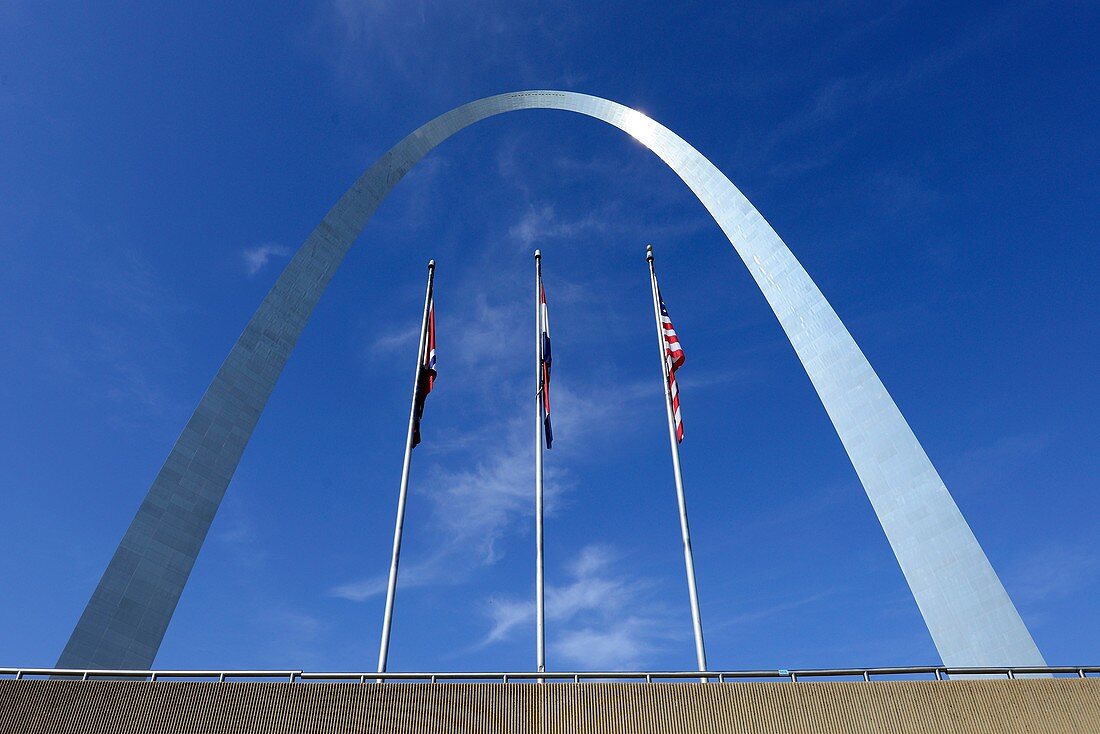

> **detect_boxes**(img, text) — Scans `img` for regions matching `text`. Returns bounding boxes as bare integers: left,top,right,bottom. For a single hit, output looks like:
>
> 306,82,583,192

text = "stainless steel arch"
58,90,1044,670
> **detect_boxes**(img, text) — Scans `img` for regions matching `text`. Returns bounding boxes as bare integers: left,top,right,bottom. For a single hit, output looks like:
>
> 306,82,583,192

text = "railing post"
934,668,943,681
1079,669,1086,679
863,670,870,682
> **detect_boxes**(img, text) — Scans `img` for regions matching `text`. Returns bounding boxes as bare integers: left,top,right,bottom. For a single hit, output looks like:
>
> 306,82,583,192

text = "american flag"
411,298,436,448
659,290,685,442
540,282,553,449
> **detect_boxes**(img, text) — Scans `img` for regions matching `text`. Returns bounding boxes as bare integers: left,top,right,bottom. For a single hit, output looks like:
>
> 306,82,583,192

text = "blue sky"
1,1,1097,672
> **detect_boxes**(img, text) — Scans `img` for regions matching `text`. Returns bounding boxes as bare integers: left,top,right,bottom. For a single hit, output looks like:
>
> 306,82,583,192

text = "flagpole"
646,244,708,681
534,249,547,678
377,259,435,678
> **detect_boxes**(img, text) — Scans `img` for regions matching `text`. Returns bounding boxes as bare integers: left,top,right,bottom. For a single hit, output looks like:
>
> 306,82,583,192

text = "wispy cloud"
715,591,836,629
329,558,440,602
326,426,541,599
750,5,1031,182
431,444,543,564
327,378,645,601
314,1,572,105
555,618,664,670
370,322,422,355
508,204,607,249
482,545,674,669
449,293,527,374
484,598,534,645
323,0,432,88
495,142,709,251
242,243,290,276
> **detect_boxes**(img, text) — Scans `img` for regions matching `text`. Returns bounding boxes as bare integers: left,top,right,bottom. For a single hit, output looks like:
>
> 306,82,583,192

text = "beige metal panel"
2,680,1099,733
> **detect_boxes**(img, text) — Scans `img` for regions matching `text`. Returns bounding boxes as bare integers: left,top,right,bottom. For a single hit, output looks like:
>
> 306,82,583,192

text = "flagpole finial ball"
646,243,654,261
534,249,541,259
428,259,435,269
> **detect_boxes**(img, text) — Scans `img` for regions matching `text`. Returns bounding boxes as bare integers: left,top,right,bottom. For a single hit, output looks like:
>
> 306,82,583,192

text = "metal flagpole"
534,249,547,678
646,244,708,681
377,259,435,678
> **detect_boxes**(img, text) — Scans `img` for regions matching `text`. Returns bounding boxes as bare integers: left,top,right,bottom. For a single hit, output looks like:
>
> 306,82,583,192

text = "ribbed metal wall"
1,679,1098,733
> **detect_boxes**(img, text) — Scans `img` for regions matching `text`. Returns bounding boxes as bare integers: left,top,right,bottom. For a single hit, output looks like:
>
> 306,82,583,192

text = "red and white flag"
658,290,685,442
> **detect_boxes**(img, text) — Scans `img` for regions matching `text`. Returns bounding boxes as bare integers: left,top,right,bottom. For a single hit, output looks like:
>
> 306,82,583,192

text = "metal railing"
1,665,1097,684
